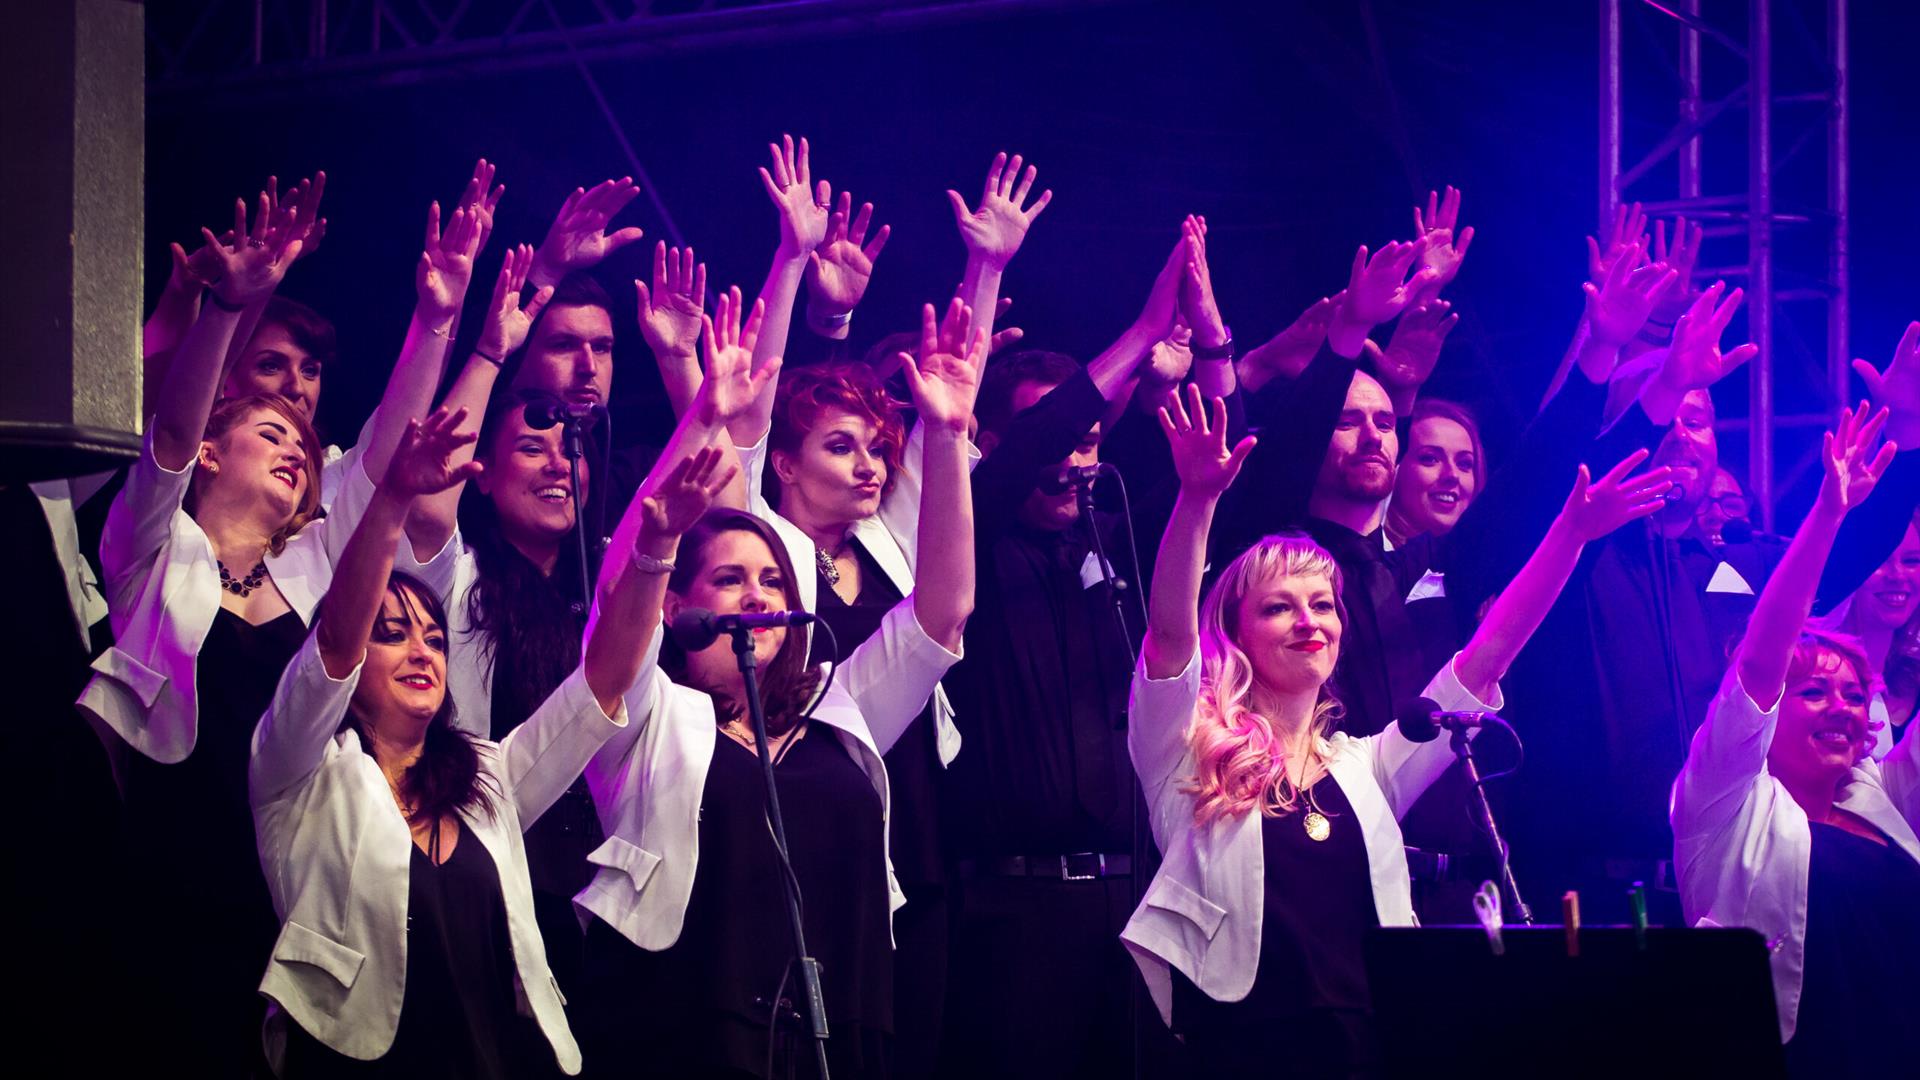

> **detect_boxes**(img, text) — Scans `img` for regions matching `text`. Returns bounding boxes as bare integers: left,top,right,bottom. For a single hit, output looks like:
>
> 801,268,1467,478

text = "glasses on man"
1702,494,1750,518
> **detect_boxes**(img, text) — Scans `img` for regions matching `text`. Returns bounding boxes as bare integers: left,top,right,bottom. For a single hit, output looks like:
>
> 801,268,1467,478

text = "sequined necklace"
219,559,269,597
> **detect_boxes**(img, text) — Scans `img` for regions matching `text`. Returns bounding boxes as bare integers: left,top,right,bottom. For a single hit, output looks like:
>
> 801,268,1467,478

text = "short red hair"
769,363,906,497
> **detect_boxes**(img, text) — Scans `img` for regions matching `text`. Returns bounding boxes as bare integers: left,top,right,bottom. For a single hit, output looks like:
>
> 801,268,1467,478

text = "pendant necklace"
1297,758,1330,841
815,545,841,587
219,559,269,597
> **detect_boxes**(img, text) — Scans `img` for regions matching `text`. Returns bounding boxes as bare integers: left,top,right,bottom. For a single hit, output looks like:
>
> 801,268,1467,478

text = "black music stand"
1365,926,1785,1078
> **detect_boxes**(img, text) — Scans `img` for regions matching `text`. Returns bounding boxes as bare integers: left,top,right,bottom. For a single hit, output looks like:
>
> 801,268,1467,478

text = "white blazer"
574,599,960,951
1121,648,1502,1026
1670,670,1920,1040
735,423,975,767
249,632,628,1074
75,428,422,765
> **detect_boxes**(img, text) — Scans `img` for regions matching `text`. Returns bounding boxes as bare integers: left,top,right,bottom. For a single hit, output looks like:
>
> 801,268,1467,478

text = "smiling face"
515,303,615,407
1768,644,1873,800
668,529,793,681
1236,571,1343,698
1393,415,1479,538
772,406,893,529
1654,389,1719,515
351,583,449,728
1318,371,1398,504
223,322,324,421
1857,523,1920,631
476,404,587,546
1006,378,1100,532
199,404,311,525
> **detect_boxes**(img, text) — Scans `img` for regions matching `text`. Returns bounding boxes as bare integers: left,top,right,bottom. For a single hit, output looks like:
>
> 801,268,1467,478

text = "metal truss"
147,0,1105,101
1600,0,1850,531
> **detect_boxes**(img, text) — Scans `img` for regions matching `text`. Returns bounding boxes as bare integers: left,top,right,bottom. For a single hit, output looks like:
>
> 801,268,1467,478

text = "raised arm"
527,176,645,291
948,151,1053,350
1363,298,1458,417
899,298,987,651
1736,403,1897,705
1409,185,1475,306
732,134,830,448
151,197,305,471
1237,294,1338,394
1452,448,1674,700
636,241,708,419
404,245,554,556
805,191,891,343
1145,385,1256,679
216,174,330,384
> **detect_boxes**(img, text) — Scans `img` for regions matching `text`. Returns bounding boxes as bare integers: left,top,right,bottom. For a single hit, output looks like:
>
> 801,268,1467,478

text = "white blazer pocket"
272,921,366,990
1143,875,1228,941
89,646,168,709
586,835,663,894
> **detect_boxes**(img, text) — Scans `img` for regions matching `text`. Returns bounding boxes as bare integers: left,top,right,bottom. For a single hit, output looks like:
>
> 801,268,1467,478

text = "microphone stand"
1443,714,1533,924
727,625,832,1079
559,415,594,618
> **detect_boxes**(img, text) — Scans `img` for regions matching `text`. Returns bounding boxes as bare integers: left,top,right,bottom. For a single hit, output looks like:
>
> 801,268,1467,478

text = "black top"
488,650,602,900
942,369,1138,858
287,819,551,1078
1173,778,1379,1026
1783,821,1920,1078
812,544,946,887
590,726,892,1075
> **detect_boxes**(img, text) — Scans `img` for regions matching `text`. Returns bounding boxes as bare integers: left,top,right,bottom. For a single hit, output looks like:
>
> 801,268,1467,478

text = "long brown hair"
185,393,324,555
664,509,821,736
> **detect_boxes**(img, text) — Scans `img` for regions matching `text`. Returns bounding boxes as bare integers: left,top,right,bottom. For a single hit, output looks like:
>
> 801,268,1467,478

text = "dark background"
144,0,1917,522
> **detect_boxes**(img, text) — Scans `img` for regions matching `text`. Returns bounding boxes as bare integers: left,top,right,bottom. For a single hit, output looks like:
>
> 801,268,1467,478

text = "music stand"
1365,927,1784,1078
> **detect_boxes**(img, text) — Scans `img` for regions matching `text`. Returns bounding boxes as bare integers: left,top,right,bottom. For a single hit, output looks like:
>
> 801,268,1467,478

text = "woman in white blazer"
1671,403,1918,1078
573,299,984,1079
250,409,732,1077
78,198,490,1073
1124,388,1676,1074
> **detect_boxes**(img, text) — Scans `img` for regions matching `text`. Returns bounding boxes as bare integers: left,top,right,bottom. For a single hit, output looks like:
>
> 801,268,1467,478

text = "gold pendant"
1303,810,1331,842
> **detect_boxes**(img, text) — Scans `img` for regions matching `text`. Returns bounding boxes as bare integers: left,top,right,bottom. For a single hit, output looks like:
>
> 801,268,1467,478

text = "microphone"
1662,484,1686,506
523,396,605,431
1395,696,1500,743
668,607,817,651
1719,517,1755,545
1035,463,1108,496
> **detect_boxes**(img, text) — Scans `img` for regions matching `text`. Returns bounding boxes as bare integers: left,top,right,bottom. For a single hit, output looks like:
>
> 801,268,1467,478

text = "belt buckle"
1060,853,1104,881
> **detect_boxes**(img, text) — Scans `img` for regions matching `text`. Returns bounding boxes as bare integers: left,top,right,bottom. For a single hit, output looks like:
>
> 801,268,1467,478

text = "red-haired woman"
1124,386,1673,1074
1672,404,1917,1077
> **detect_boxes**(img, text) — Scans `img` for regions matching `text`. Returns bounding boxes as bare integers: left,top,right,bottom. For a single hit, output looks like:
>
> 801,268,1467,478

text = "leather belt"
958,852,1133,881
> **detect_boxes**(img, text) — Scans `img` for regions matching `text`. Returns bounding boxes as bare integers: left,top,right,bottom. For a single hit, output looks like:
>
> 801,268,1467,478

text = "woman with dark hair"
1124,387,1673,1074
574,299,984,1079
1384,397,1485,547
1672,404,1917,1078
250,408,722,1077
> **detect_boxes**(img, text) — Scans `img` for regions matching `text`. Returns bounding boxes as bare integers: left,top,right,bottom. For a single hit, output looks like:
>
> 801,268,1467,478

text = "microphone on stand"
1395,696,1501,743
1035,463,1107,496
669,607,818,652
523,397,606,431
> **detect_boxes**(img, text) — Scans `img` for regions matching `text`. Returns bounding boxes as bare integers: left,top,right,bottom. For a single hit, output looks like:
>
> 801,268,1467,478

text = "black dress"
121,606,306,1077
1172,778,1382,1077
812,546,950,1078
581,727,893,1079
1782,820,1920,1079
284,818,557,1078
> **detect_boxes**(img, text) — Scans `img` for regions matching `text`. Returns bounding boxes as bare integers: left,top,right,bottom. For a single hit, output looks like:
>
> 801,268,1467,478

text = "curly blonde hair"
1184,533,1347,826
184,394,323,555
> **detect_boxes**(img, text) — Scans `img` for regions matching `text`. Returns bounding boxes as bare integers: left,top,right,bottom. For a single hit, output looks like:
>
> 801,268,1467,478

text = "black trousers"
938,873,1182,1079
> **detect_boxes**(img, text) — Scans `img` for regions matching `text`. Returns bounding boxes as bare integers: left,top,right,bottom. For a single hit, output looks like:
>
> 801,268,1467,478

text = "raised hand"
1658,281,1759,391
1586,201,1648,285
266,172,329,265
636,240,707,359
805,191,891,318
901,297,989,433
1145,320,1196,387
1583,245,1679,346
947,151,1054,270
1159,383,1256,498
1559,448,1674,541
695,287,777,427
530,177,646,286
203,194,306,307
1412,185,1474,302
641,445,738,539
1134,229,1190,341
414,201,484,324
758,134,831,256
1240,294,1339,387
1363,298,1459,391
1332,239,1440,346
1818,400,1899,514
1851,320,1920,445
380,407,484,500
1648,215,1703,326
456,158,506,253
1178,215,1229,349
478,245,553,362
